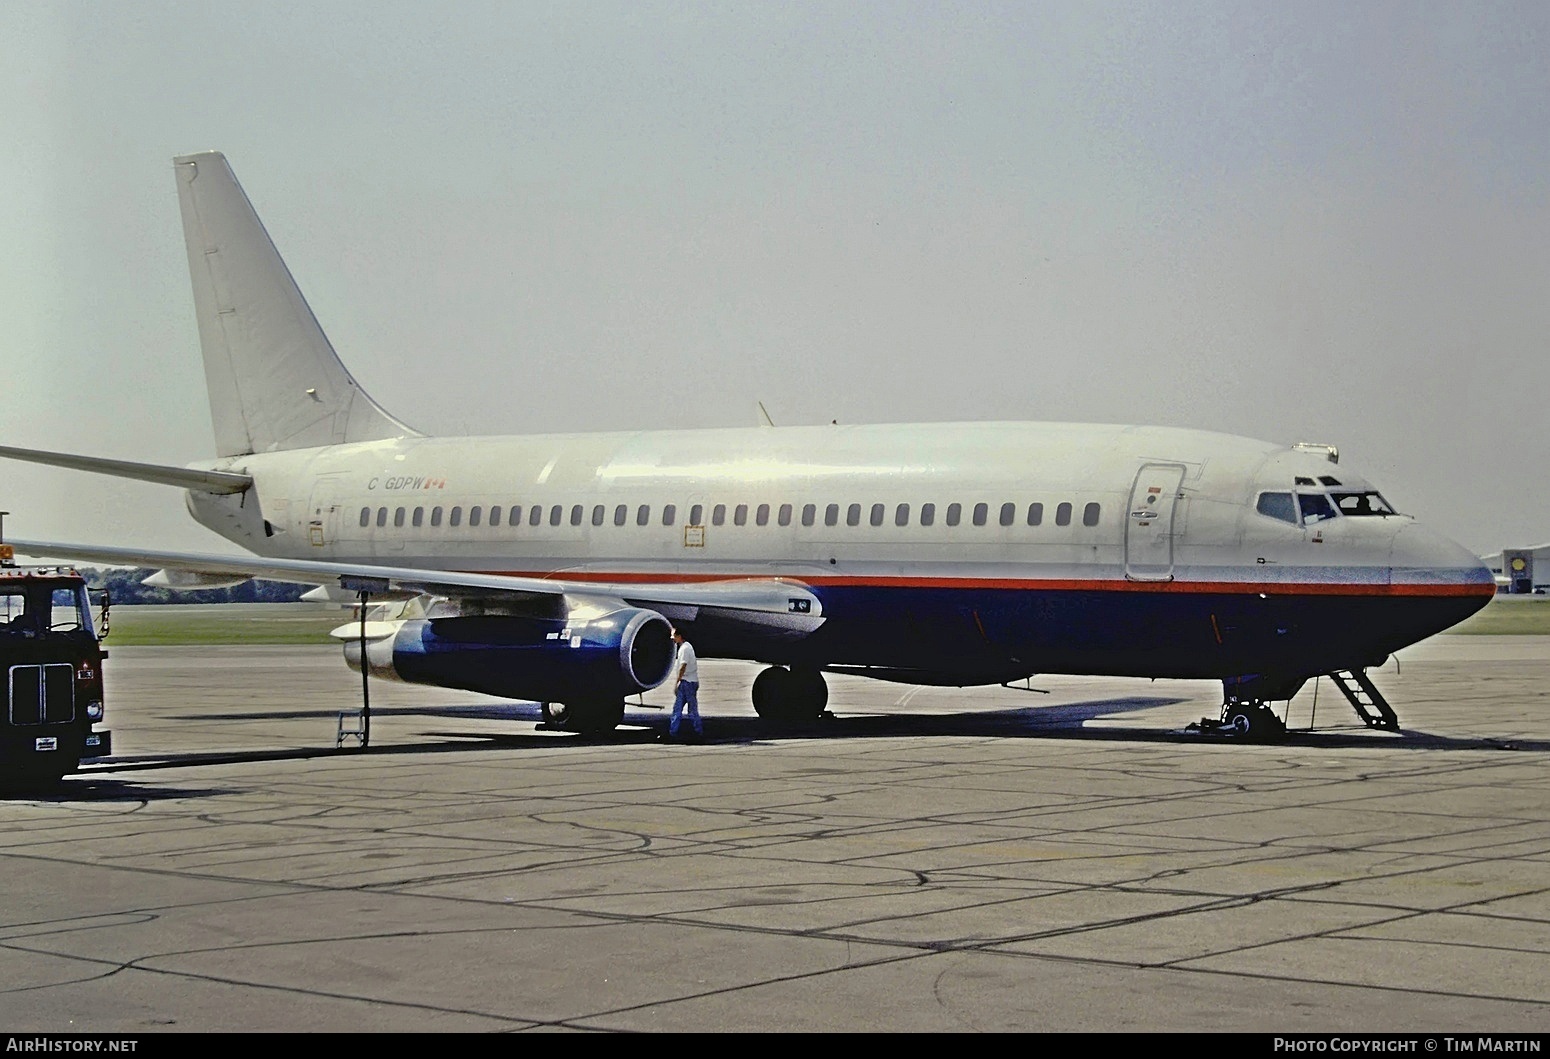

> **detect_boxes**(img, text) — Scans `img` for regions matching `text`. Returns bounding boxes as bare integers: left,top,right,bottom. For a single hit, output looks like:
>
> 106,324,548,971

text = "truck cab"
0,544,111,789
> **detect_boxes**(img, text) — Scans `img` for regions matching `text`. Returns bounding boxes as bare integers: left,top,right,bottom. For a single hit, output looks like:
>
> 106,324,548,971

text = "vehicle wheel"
540,701,570,726
0,766,67,795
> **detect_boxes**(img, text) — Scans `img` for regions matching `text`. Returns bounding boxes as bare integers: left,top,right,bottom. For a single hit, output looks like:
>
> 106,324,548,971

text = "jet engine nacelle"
343,604,675,704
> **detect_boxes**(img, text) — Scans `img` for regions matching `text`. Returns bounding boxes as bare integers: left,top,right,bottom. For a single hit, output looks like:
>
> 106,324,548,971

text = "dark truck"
0,544,111,788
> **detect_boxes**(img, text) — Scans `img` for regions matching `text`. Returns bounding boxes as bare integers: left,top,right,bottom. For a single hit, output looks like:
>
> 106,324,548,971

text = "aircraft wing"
8,539,824,639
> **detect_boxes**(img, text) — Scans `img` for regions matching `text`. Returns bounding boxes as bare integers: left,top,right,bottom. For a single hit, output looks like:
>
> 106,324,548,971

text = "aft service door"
1125,463,1186,581
307,475,346,548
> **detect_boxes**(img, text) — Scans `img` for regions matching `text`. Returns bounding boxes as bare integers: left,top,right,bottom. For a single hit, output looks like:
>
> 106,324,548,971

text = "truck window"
1,588,32,633
49,587,86,632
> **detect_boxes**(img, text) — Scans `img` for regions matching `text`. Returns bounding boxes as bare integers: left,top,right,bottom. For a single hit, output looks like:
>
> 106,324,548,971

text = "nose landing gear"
1189,697,1288,741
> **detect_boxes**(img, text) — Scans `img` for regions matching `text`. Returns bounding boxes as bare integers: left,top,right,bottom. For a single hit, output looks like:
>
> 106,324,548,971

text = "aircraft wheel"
567,698,624,735
540,701,570,726
751,666,795,722
1226,704,1284,742
787,667,828,720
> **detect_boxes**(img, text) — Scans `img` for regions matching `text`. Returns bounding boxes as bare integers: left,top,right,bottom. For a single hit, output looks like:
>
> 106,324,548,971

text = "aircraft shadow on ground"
60,694,1547,798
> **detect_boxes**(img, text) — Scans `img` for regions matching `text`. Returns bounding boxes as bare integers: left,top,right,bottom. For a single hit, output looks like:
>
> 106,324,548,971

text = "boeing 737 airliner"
3,152,1495,737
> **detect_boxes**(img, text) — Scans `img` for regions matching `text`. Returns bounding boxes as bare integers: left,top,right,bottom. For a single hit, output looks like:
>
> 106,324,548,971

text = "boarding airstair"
1326,669,1399,730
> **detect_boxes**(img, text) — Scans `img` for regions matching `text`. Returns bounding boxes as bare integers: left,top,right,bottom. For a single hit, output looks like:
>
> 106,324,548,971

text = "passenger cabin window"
1083,502,1101,527
689,504,703,525
870,503,884,527
712,504,726,526
359,507,370,528
778,503,792,527
662,504,676,526
469,506,481,527
591,505,605,527
757,503,770,527
802,503,816,527
413,507,424,527
394,507,406,528
920,503,935,526
1055,502,1072,527
449,506,462,527
549,505,562,526
999,502,1015,527
614,504,628,527
376,507,388,528
1027,502,1043,526
431,506,444,527
734,504,748,526
825,504,839,527
895,503,909,527
489,506,501,527
1332,491,1396,516
972,502,988,527
636,504,650,526
1298,493,1337,524
1257,492,1297,524
946,503,961,527
846,503,861,527
570,505,583,527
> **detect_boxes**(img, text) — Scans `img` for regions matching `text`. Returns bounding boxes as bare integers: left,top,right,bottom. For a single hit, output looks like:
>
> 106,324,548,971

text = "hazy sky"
3,1,1547,558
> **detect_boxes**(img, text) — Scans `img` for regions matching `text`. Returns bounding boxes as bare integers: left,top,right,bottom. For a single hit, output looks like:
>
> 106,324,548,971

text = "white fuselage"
184,420,1492,683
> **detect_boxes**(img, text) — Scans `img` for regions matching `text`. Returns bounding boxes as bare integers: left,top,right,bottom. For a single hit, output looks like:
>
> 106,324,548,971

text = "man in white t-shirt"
666,627,702,741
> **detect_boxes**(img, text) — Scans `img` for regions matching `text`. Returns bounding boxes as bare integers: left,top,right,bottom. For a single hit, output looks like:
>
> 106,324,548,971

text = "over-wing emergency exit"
4,152,1495,738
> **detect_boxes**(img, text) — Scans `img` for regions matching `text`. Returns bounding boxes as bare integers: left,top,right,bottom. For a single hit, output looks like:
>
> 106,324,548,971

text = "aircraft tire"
567,698,624,735
540,702,570,726
787,667,828,719
751,666,795,722
1226,705,1284,743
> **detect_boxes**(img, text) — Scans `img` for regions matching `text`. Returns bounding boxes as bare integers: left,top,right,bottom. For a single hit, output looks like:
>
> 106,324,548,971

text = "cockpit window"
1256,492,1297,524
1331,491,1396,516
1298,492,1337,524
1318,475,1342,486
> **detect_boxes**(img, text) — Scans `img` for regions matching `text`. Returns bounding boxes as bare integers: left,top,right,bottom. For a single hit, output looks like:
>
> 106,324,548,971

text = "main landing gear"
751,666,830,726
540,698,625,735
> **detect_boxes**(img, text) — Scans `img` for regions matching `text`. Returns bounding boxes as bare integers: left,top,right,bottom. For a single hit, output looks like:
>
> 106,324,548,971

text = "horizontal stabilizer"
8,539,568,603
0,444,252,494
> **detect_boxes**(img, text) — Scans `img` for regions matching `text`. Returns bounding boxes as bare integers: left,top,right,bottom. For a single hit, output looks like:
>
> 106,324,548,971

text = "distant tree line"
76,567,306,605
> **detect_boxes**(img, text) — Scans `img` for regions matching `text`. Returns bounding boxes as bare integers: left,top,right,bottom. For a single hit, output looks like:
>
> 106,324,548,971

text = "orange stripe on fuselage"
471,570,1497,598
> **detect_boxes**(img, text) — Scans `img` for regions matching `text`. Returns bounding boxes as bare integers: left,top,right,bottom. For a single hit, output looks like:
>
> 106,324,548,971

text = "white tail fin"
174,151,418,457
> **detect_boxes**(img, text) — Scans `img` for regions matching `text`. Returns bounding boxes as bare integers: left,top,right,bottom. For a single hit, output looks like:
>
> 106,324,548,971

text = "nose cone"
1389,521,1496,638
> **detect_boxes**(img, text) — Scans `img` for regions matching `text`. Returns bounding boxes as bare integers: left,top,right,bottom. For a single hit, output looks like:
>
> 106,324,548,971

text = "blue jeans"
670,680,701,736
